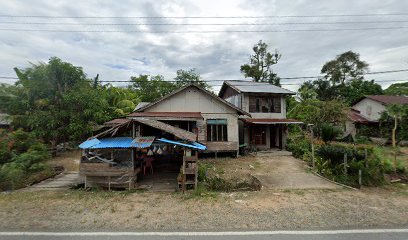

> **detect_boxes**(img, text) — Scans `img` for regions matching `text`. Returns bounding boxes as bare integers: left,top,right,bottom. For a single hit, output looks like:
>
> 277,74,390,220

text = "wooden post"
84,175,87,189
364,148,368,168
108,176,111,191
358,169,362,187
343,153,348,176
311,127,315,169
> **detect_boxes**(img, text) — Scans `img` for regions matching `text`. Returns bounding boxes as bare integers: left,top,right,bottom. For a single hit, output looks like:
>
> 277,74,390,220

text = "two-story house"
346,95,408,137
219,81,302,150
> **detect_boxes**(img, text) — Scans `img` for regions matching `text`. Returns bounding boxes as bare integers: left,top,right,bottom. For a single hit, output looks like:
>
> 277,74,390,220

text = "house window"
206,119,228,142
249,96,281,113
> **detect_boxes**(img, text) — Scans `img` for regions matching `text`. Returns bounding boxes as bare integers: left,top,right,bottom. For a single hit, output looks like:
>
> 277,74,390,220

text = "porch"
241,118,303,150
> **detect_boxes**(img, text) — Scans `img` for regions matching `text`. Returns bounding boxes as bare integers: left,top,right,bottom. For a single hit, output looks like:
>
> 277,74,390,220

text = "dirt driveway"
207,151,340,190
253,151,340,189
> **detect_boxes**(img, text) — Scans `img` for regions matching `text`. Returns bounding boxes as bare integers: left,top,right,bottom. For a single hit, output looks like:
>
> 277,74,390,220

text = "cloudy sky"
0,0,407,92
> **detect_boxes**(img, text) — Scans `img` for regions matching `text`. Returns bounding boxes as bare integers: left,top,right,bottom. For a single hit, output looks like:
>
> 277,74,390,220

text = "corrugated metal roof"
128,112,203,119
134,102,150,111
364,95,408,105
104,118,131,126
222,81,295,95
79,137,155,149
243,118,303,124
347,109,373,123
157,138,207,150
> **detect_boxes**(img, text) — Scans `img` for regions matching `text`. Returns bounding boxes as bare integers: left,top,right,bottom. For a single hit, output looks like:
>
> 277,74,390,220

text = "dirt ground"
47,150,81,172
0,185,407,231
205,152,339,189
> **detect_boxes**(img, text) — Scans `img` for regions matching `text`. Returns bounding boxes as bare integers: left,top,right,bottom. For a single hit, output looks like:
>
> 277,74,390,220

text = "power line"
1,13,408,19
1,69,407,82
0,26,407,33
1,20,408,26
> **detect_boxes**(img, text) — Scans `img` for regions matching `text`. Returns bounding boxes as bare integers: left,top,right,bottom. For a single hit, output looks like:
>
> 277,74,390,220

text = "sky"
0,0,407,92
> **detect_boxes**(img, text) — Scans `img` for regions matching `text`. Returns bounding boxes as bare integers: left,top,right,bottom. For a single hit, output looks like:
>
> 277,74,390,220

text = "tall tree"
321,51,368,85
174,69,210,90
240,40,281,86
131,74,177,102
9,57,114,145
300,51,383,104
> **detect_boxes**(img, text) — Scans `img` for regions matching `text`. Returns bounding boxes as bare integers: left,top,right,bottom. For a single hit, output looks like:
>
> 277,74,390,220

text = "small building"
345,95,408,137
218,81,302,150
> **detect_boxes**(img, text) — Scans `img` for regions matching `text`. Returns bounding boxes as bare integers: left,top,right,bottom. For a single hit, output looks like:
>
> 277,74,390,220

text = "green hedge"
287,133,387,187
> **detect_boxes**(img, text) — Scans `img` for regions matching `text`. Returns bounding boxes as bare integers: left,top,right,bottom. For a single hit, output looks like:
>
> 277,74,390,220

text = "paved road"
1,229,408,240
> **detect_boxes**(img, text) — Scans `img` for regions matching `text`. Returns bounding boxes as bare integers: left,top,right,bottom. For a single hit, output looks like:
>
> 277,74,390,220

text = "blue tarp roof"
157,138,207,150
79,137,154,149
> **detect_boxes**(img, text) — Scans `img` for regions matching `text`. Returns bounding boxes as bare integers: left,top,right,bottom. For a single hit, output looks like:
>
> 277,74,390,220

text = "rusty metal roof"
104,118,131,126
361,95,408,105
347,109,373,123
128,112,203,119
242,118,303,124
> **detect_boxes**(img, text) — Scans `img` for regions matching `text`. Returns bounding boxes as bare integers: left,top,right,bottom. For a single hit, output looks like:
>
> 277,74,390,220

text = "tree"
385,82,408,96
288,99,348,136
300,51,383,104
174,69,210,90
240,40,281,86
8,57,114,145
131,74,177,102
321,51,368,85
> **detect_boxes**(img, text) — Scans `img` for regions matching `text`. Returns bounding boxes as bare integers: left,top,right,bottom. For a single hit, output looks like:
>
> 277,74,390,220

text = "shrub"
321,123,342,142
287,133,311,159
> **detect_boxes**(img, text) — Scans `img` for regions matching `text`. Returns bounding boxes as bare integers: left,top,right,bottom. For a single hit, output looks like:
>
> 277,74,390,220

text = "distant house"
345,95,408,137
0,113,11,129
219,81,302,150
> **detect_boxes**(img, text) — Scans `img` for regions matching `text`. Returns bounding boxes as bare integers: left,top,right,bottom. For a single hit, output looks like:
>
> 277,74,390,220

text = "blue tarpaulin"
157,138,207,150
79,137,154,149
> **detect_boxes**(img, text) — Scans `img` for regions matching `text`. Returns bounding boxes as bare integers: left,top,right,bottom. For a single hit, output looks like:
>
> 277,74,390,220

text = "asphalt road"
1,229,408,240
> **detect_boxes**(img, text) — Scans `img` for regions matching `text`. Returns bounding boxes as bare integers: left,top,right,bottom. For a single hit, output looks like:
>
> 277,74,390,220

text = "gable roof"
128,112,203,119
355,95,408,106
219,80,295,97
133,84,250,116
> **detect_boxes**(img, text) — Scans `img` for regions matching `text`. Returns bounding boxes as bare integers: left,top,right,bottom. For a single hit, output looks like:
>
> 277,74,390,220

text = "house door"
252,126,266,145
270,125,283,149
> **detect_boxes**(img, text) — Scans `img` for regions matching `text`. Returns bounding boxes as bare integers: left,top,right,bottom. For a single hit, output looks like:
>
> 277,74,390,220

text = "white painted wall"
353,98,386,121
144,86,240,151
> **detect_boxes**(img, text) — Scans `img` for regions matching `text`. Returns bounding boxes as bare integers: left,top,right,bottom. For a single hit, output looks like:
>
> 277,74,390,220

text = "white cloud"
0,0,407,92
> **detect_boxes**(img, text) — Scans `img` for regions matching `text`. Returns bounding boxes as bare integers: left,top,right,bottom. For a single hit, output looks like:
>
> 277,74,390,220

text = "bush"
287,133,311,159
0,130,52,191
321,123,342,142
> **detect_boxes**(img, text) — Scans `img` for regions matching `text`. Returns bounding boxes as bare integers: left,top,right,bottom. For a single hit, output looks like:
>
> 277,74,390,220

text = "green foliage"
299,51,383,105
289,99,347,136
385,82,408,96
131,74,178,102
321,51,368,85
286,133,311,159
174,69,211,90
379,104,408,141
321,123,342,142
240,40,281,86
3,57,116,144
0,129,52,191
